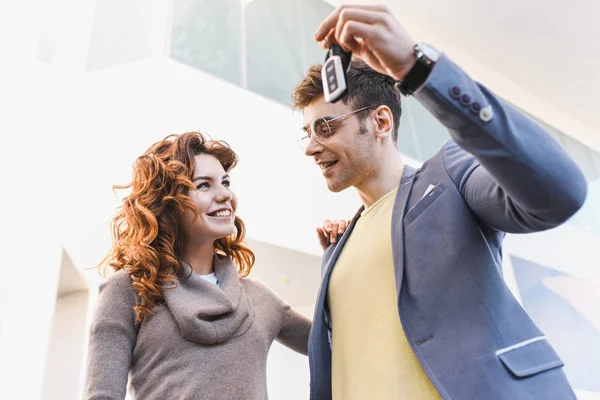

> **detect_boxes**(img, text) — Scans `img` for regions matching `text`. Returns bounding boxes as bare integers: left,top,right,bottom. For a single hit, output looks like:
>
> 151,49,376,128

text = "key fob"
322,45,352,103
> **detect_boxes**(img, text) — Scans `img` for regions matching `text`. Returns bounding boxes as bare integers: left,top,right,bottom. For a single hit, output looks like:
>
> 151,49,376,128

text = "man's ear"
373,105,394,140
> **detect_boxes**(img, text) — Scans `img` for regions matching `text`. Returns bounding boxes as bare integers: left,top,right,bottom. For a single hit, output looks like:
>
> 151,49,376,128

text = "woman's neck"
180,240,215,275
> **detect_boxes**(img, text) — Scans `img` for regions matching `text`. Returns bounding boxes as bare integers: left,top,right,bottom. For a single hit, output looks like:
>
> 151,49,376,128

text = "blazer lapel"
322,206,362,280
309,205,363,400
309,165,417,399
391,165,417,296
316,164,418,314
313,205,363,319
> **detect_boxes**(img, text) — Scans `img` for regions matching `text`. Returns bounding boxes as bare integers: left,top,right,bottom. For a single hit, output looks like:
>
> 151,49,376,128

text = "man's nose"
304,136,323,156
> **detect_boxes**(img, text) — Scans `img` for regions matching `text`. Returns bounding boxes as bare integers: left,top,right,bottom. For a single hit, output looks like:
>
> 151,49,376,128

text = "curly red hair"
100,131,255,322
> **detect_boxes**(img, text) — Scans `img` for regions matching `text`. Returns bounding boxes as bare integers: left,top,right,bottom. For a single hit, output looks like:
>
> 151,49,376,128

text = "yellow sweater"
328,188,440,399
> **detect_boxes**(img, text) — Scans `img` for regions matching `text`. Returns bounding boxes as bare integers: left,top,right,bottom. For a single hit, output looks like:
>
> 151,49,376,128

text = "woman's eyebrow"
193,174,230,182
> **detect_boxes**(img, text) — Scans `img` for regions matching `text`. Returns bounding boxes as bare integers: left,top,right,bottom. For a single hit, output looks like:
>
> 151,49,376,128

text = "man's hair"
292,58,402,142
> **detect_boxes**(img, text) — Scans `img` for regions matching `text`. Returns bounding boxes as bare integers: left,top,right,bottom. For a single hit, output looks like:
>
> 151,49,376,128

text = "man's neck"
180,240,215,275
356,150,405,209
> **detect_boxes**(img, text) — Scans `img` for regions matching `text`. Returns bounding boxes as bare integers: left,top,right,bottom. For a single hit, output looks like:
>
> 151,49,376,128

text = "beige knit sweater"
84,256,311,400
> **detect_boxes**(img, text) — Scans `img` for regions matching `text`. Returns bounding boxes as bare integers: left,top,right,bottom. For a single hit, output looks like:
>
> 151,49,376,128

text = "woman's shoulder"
92,269,140,330
241,278,289,309
104,269,133,288
98,269,137,302
240,277,270,294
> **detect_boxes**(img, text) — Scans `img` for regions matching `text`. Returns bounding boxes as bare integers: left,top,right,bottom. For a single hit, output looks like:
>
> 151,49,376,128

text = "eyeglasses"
297,106,374,151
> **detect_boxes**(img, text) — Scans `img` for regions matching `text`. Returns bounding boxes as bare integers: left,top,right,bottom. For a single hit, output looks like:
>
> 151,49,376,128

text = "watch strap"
395,44,436,96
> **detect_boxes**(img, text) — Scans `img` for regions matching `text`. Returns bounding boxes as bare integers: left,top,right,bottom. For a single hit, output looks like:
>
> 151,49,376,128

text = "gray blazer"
308,54,588,400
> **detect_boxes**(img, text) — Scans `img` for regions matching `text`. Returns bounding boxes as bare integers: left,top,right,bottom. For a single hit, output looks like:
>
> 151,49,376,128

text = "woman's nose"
215,187,233,202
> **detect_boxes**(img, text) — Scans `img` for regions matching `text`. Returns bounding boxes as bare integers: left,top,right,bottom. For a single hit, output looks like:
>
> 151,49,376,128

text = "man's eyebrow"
193,174,230,182
303,116,333,131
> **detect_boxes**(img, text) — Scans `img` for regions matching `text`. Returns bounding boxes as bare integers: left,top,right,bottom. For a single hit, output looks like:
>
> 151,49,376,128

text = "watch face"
419,43,440,62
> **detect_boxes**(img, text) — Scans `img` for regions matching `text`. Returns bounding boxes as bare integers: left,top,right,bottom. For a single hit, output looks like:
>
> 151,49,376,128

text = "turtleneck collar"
162,255,254,345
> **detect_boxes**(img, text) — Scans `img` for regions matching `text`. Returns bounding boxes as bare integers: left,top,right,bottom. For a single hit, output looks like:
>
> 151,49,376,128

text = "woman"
84,131,347,399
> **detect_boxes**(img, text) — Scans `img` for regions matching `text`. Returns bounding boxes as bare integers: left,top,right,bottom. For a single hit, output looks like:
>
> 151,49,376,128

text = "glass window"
409,97,451,160
569,179,600,236
170,0,242,86
86,0,155,71
86,0,154,71
35,0,58,64
588,148,600,180
245,0,304,106
586,180,600,236
169,0,332,106
397,98,421,160
299,0,334,71
37,26,56,64
538,120,565,146
562,136,597,182
245,0,333,106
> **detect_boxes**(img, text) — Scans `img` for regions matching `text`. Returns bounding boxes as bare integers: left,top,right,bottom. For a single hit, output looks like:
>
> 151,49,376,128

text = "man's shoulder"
421,140,471,167
410,140,454,179
414,140,478,184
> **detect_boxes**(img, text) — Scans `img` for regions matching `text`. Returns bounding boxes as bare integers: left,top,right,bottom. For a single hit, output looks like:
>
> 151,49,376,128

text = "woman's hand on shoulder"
317,219,351,250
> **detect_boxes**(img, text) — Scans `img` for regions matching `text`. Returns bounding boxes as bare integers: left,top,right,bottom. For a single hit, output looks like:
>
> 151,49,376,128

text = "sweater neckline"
161,255,254,345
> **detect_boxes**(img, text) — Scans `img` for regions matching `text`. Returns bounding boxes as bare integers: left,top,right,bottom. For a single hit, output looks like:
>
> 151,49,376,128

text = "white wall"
42,291,89,400
0,238,63,400
267,342,310,400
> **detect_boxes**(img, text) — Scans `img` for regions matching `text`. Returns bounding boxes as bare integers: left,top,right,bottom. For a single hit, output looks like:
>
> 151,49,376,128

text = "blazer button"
470,101,482,114
449,86,461,99
460,94,471,106
479,105,494,122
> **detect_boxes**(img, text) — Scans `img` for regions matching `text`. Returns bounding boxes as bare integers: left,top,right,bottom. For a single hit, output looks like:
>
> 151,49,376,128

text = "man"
293,4,587,400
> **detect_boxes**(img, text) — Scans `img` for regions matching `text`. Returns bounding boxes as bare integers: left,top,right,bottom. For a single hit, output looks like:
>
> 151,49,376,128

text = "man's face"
302,97,375,192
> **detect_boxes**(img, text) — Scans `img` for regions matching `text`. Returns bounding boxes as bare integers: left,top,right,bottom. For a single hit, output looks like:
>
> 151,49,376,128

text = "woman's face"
180,153,237,245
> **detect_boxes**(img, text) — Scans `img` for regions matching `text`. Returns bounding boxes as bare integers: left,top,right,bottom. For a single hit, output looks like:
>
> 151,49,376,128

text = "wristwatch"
396,42,440,96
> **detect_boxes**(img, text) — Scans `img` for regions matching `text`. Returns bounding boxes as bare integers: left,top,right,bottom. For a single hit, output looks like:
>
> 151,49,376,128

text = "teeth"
214,210,231,217
321,161,337,170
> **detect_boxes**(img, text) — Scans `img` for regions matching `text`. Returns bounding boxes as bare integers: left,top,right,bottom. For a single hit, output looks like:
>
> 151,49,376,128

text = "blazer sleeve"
414,54,588,233
84,274,139,400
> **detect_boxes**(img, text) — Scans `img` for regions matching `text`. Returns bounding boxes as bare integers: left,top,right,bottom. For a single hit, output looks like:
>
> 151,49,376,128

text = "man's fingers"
314,4,389,41
321,28,336,49
337,20,380,53
335,9,390,52
326,9,390,52
335,8,390,36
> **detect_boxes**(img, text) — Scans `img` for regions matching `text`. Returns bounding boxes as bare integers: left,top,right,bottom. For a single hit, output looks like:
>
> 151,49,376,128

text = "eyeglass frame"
297,105,375,150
